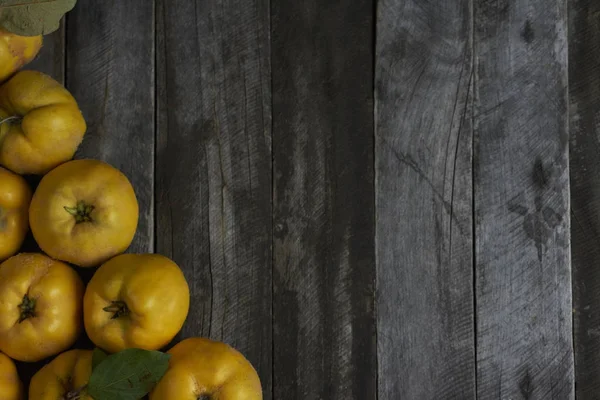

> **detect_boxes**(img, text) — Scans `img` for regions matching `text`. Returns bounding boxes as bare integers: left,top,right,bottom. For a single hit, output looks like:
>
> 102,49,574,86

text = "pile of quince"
0,28,262,400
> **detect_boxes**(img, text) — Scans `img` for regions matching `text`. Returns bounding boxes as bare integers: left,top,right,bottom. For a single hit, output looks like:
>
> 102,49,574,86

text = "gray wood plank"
474,0,573,398
569,0,600,398
375,0,475,398
13,18,67,395
27,18,65,83
271,1,376,399
66,0,155,254
155,0,272,397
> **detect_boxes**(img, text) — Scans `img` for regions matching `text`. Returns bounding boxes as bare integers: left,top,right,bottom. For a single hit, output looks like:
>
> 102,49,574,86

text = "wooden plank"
13,17,67,396
569,0,600,398
155,0,272,397
271,1,376,399
18,19,65,210
27,19,65,83
473,0,573,398
66,0,155,254
375,1,475,398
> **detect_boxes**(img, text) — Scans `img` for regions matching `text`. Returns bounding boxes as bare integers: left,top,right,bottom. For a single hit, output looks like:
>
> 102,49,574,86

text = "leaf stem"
0,116,21,126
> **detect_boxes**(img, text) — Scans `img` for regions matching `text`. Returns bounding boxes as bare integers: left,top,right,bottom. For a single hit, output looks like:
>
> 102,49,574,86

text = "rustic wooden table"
18,0,600,398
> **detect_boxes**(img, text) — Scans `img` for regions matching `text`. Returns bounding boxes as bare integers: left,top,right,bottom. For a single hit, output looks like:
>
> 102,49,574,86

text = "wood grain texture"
569,0,600,398
271,1,376,399
375,0,475,398
66,0,155,253
27,19,65,83
155,0,272,397
474,0,573,398
13,18,67,395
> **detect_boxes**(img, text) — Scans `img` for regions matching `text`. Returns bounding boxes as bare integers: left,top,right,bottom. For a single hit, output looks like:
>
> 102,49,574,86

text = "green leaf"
0,0,77,36
86,348,171,400
91,348,108,371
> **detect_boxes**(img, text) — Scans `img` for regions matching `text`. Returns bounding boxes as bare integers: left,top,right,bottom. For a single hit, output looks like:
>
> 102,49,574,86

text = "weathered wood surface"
375,0,475,398
67,0,155,254
155,0,273,397
14,1,156,388
272,0,376,398
27,20,65,83
14,0,593,398
569,1,600,398
474,0,573,398
12,19,68,391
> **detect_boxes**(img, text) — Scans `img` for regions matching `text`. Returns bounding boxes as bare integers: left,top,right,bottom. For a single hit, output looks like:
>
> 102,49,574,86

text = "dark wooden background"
16,0,600,398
